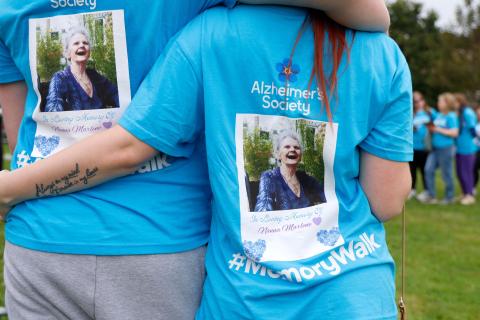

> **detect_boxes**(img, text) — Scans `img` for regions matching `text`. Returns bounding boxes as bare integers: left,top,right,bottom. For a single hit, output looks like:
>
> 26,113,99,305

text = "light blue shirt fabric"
0,0,235,255
456,107,478,155
432,112,459,149
413,110,431,151
119,6,413,319
475,123,480,151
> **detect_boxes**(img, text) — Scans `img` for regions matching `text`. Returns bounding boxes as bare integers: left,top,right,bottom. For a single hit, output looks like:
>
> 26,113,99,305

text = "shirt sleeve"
447,113,459,129
465,109,477,129
0,40,23,83
359,55,413,162
118,30,204,158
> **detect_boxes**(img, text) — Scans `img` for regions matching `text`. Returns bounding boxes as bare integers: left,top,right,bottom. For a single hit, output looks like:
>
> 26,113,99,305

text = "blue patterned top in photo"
45,66,119,112
432,112,458,149
456,107,478,155
413,110,431,151
254,167,325,211
118,6,412,319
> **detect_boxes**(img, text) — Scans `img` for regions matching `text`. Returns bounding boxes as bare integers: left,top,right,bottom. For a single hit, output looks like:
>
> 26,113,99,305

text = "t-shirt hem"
456,149,477,155
0,71,24,83
360,143,413,162
5,233,208,256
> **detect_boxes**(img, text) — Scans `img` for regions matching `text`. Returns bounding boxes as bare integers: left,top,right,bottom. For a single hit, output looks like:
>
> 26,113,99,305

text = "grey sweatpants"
4,242,206,320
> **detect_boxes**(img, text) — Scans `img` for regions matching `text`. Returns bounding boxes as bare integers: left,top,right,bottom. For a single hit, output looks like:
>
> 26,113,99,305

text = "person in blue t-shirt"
422,93,459,204
0,1,391,319
0,5,412,319
254,131,326,211
44,28,120,112
474,106,480,192
409,90,431,200
453,93,477,205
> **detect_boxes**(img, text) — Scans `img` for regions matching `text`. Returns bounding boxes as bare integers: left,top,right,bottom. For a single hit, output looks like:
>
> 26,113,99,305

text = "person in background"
473,104,480,194
409,91,431,200
453,93,477,205
421,93,459,204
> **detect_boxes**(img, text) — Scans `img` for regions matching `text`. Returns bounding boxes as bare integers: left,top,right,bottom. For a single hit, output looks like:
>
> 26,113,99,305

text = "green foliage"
243,128,273,181
86,14,117,84
297,120,325,181
389,0,442,104
389,0,480,104
37,33,63,82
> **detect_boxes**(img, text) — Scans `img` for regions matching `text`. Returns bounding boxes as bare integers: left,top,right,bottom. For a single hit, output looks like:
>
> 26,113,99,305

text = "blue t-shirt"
0,0,235,255
432,112,459,149
456,107,478,155
413,110,430,151
475,123,480,152
119,6,413,319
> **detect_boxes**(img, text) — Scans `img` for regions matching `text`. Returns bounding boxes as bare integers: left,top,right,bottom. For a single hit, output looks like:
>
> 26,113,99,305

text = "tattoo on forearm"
35,163,99,197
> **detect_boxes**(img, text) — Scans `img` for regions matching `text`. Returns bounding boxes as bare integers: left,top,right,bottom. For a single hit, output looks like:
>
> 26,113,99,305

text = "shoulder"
260,168,279,181
87,68,106,81
297,171,319,184
465,107,476,117
351,31,409,77
51,68,70,81
448,112,459,123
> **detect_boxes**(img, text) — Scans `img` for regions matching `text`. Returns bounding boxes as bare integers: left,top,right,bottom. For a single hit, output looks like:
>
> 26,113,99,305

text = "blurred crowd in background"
410,91,480,205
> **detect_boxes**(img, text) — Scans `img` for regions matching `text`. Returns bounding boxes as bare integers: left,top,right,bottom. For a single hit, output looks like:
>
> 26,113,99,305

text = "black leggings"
409,149,429,190
474,151,480,188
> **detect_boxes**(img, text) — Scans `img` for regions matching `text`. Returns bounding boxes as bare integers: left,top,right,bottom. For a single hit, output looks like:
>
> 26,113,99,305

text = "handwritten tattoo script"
35,163,99,197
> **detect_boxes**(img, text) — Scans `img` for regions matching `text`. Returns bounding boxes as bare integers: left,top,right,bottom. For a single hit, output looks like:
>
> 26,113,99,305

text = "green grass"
0,145,478,318
386,198,480,319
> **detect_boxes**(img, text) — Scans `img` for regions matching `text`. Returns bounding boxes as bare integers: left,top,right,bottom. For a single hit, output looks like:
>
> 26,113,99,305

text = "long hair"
454,93,469,132
438,92,458,112
286,11,351,122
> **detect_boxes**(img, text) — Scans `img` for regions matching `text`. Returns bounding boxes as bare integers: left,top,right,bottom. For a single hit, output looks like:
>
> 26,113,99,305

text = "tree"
389,0,480,104
37,33,63,82
244,128,273,181
389,0,442,105
296,120,325,182
85,14,117,84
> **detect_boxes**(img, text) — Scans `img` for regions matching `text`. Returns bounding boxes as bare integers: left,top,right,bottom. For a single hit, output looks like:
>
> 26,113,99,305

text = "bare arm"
0,81,27,152
432,126,459,138
0,125,157,212
240,0,390,32
359,151,411,222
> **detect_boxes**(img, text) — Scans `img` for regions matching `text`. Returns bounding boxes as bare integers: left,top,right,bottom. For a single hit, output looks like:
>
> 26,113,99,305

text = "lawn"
386,197,480,319
0,144,479,319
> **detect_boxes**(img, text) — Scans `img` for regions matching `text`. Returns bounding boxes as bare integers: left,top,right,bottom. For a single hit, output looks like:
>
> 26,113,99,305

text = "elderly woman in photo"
254,131,326,211
44,27,119,112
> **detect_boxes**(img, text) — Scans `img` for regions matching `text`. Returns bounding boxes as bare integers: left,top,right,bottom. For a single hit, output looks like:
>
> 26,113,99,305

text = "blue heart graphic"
316,227,341,246
34,135,61,157
243,239,267,262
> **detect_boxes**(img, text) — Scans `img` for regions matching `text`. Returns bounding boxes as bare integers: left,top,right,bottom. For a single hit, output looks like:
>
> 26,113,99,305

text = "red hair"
287,11,350,122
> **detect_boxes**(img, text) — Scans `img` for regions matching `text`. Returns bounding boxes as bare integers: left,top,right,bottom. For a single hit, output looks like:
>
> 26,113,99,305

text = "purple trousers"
456,153,477,195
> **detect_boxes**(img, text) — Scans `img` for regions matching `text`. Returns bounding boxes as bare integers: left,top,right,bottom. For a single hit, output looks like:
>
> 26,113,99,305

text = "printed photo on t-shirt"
28,10,130,158
236,114,343,262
